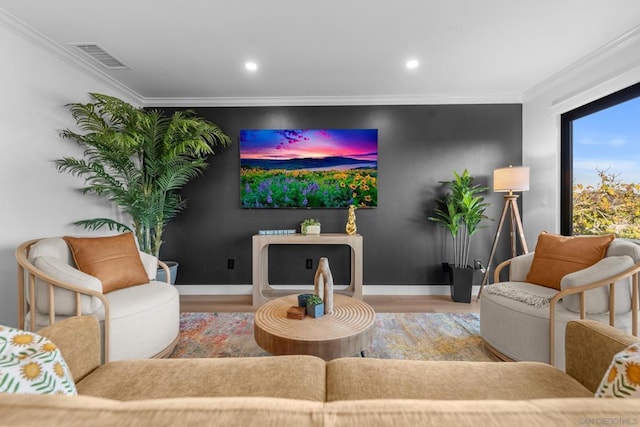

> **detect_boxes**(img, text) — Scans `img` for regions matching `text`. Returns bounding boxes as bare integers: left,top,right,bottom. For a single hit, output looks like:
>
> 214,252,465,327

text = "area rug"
170,312,494,361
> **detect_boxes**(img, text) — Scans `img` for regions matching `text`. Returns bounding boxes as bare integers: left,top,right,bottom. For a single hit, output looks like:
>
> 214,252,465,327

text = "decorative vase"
307,303,325,318
345,205,357,235
314,257,334,314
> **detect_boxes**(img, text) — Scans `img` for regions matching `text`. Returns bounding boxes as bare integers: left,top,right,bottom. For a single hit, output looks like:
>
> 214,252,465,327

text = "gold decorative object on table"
314,257,334,315
345,205,357,235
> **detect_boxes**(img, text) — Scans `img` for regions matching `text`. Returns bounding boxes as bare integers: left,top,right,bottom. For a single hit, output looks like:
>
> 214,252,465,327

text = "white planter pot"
302,224,321,235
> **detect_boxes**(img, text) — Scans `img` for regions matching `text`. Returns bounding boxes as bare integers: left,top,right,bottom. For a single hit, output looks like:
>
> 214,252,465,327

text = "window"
561,82,640,236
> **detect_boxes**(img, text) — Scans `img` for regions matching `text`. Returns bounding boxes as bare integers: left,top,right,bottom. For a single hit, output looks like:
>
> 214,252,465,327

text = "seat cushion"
0,394,324,427
526,232,614,290
104,282,180,361
63,233,149,293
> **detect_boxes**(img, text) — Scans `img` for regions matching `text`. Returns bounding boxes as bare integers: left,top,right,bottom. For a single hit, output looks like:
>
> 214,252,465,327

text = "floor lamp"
477,166,530,299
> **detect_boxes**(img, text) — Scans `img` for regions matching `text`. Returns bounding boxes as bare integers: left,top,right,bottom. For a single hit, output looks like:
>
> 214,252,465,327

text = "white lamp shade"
493,166,530,192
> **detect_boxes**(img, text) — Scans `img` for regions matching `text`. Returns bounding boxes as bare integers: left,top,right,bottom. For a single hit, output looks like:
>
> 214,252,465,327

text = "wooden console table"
252,233,363,306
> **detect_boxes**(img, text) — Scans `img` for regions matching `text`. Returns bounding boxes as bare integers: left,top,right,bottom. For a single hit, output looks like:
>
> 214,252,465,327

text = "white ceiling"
2,1,640,106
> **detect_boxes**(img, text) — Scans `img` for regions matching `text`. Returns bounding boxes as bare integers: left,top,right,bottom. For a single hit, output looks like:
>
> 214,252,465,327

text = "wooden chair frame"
16,239,171,363
490,257,640,365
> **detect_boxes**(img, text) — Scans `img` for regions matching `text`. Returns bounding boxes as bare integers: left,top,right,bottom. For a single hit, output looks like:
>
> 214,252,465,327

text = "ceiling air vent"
70,43,129,69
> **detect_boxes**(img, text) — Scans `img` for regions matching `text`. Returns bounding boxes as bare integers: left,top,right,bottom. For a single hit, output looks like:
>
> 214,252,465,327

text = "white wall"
522,28,640,245
0,22,139,326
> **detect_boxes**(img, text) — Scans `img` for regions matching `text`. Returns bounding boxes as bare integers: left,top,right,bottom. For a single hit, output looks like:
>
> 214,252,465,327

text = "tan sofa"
0,316,639,426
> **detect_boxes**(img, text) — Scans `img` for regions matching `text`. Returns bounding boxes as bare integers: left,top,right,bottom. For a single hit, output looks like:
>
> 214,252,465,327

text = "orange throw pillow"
526,232,615,290
63,233,150,293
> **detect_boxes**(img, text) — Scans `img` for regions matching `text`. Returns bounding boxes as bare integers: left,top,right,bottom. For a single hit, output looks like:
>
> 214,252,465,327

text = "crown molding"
0,9,143,106
524,24,640,102
548,61,640,115
142,93,522,108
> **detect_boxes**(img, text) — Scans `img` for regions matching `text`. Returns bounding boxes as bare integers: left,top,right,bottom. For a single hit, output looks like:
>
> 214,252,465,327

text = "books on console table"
258,229,296,235
286,306,306,320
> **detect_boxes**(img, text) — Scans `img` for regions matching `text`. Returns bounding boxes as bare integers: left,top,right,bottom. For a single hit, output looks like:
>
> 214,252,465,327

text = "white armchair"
16,236,180,363
480,239,639,369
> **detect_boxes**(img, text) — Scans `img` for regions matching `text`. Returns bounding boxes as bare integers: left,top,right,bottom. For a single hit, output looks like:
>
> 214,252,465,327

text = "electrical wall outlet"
227,259,235,270
474,259,486,273
305,259,313,269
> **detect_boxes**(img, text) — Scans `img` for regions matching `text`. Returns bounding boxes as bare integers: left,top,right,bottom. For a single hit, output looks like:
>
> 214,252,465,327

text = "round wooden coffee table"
254,294,376,360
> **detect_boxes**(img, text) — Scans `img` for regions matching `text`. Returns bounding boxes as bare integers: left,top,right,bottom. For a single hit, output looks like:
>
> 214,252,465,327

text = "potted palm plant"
429,169,490,302
56,93,231,282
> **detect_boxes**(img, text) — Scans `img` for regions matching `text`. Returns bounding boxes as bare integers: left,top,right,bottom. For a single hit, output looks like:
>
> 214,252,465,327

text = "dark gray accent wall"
159,104,522,287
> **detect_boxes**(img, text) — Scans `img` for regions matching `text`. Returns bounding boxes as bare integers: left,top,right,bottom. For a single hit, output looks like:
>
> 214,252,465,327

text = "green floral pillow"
0,325,77,395
595,343,640,398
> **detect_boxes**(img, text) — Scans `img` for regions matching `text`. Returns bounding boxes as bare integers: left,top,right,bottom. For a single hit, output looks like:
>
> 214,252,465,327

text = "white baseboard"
175,284,480,296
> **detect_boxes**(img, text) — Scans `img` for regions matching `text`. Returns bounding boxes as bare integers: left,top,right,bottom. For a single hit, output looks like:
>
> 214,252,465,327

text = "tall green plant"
428,170,490,268
56,93,232,257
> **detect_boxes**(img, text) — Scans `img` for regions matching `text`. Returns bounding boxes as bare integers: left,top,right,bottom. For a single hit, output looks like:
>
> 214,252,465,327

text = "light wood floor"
180,294,479,313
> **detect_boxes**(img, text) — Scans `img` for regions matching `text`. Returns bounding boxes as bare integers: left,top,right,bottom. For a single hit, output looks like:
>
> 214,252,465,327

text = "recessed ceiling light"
406,59,419,69
245,61,258,71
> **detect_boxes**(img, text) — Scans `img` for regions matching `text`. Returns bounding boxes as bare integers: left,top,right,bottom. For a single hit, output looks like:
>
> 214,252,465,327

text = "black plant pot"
447,265,474,303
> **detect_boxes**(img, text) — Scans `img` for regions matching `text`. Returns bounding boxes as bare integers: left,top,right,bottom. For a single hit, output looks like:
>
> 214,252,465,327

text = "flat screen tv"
240,129,377,208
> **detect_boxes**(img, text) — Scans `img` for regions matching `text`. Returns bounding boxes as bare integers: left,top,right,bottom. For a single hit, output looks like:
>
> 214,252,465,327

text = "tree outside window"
561,83,640,237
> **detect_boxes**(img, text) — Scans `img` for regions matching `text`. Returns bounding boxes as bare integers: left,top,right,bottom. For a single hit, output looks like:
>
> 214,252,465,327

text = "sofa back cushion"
561,239,639,314
562,255,634,314
64,233,149,293
32,257,103,316
606,239,640,261
138,251,160,281
28,238,102,316
526,232,614,290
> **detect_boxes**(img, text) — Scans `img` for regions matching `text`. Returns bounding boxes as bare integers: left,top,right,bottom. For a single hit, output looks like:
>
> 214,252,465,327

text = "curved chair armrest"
493,258,513,283
16,239,112,362
157,260,171,284
548,260,640,367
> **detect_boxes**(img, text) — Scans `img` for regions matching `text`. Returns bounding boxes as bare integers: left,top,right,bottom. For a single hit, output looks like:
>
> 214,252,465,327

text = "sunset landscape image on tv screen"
240,129,378,208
